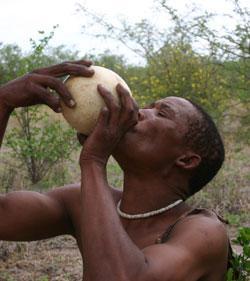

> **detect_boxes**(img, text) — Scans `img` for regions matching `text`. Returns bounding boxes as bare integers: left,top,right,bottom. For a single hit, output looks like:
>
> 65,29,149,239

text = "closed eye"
158,106,175,118
158,109,170,118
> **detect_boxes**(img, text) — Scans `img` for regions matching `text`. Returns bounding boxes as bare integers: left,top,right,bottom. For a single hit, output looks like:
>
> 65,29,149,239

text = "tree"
156,0,250,141
0,44,24,84
1,28,80,187
6,108,78,185
78,0,249,137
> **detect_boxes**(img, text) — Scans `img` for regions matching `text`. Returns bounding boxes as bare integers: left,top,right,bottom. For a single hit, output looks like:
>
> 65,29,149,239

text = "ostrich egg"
61,66,132,135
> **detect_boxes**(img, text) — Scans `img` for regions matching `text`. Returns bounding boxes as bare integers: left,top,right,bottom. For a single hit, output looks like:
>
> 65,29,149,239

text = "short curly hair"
184,100,225,195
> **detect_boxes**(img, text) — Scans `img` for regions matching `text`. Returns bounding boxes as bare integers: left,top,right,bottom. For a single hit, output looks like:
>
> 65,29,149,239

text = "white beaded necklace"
117,199,183,219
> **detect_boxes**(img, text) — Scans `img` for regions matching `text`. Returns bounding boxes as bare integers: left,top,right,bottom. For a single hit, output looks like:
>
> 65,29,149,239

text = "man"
0,61,229,280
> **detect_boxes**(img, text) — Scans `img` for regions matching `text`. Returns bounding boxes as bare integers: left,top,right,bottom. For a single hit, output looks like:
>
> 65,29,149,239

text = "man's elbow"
0,192,25,242
0,194,12,239
0,194,7,212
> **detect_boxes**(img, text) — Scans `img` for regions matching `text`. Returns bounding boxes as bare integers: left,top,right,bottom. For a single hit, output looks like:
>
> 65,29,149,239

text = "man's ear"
175,152,201,170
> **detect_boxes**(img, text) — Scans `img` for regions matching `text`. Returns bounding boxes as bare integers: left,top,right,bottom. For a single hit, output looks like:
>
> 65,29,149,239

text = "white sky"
0,0,249,63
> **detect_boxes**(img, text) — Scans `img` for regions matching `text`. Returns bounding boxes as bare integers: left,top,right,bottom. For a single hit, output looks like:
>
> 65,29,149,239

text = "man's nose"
138,110,144,121
138,109,152,121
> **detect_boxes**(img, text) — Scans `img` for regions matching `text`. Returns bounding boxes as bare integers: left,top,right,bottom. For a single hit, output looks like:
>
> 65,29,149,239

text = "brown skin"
0,65,228,281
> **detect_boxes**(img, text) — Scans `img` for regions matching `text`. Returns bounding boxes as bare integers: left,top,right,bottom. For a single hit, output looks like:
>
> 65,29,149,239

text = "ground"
0,236,82,281
0,224,247,281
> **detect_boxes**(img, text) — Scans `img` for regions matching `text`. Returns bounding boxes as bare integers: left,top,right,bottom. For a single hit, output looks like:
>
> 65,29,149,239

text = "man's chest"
123,224,168,248
70,200,186,250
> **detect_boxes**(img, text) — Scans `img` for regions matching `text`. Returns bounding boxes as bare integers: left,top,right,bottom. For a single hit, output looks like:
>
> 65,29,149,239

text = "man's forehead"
154,96,201,127
156,96,194,111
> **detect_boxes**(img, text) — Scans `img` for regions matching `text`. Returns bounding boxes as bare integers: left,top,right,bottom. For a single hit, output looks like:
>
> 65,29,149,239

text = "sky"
0,0,249,63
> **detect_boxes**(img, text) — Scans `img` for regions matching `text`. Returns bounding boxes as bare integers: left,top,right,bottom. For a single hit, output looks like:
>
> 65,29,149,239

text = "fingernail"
69,99,76,107
85,68,94,76
97,84,105,92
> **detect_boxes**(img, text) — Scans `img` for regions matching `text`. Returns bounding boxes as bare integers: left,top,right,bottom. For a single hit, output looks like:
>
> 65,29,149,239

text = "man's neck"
119,170,188,215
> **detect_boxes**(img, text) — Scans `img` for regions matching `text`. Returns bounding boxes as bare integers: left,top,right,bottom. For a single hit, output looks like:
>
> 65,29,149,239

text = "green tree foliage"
157,0,250,141
128,43,230,119
0,44,24,84
88,51,127,74
0,28,79,84
6,108,78,185
78,0,249,135
227,227,250,281
1,28,80,187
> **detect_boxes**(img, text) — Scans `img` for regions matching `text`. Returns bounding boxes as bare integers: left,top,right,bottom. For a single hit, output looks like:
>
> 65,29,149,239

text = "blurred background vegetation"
0,0,249,280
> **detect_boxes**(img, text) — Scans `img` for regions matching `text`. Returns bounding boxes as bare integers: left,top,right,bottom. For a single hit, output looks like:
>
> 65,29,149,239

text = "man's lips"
128,122,139,133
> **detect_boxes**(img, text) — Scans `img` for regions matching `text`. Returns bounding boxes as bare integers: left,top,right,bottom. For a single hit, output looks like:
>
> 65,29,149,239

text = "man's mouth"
128,122,138,133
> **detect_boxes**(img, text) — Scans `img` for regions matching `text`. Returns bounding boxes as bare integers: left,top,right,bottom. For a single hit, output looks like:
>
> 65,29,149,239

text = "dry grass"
0,237,82,281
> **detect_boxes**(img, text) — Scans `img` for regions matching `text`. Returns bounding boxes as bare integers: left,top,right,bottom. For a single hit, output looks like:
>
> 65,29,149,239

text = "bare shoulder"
47,183,122,212
46,184,122,238
46,183,81,209
142,210,229,280
172,209,227,236
167,209,229,259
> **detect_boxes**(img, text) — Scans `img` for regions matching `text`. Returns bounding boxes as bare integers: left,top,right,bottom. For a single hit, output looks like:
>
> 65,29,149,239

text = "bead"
117,199,183,219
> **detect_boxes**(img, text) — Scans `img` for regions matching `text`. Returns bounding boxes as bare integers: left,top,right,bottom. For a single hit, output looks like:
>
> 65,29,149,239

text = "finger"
32,84,61,113
33,74,76,108
95,107,109,129
116,83,130,109
116,83,139,122
116,83,135,108
97,84,120,123
64,59,93,67
32,62,94,78
77,132,88,145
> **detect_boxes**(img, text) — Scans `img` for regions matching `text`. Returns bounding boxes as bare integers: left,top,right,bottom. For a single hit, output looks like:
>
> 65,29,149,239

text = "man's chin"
120,128,135,143
128,124,138,133
113,133,131,155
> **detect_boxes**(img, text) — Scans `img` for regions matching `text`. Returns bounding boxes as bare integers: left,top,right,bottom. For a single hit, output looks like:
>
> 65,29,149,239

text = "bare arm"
141,215,228,281
0,185,79,241
79,85,144,280
0,182,121,242
0,60,94,241
0,97,13,147
80,161,146,280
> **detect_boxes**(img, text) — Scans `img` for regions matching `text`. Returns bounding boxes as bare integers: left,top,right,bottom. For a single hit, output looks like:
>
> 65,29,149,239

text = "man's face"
113,96,198,171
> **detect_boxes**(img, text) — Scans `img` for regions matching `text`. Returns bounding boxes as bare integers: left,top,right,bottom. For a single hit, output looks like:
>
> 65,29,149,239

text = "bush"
227,227,250,281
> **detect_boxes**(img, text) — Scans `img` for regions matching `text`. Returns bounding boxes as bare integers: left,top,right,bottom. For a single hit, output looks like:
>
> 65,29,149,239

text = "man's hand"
79,83,138,166
0,60,94,113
